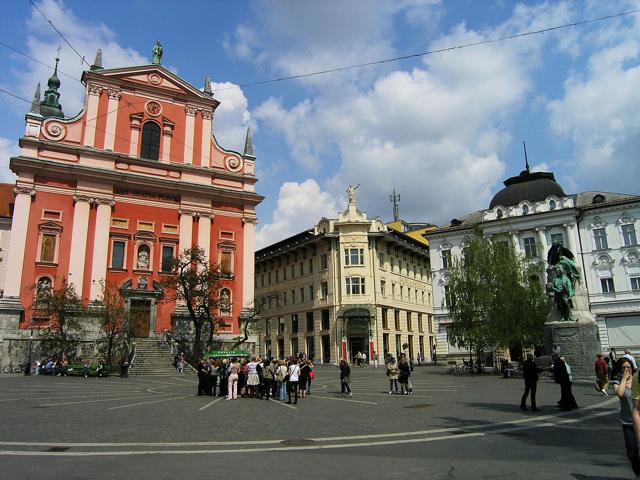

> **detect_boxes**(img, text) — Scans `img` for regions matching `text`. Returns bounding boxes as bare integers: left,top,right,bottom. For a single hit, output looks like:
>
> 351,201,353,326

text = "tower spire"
90,48,103,71
390,183,400,221
243,127,255,158
39,53,64,118
30,82,42,114
203,75,213,96
523,141,530,173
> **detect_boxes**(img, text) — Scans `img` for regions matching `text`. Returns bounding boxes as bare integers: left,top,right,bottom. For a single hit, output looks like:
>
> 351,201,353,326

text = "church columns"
197,214,212,262
178,209,194,255
200,109,212,168
89,198,115,300
161,120,174,163
104,88,121,151
242,216,257,309
83,86,102,148
68,195,93,296
183,105,197,165
4,187,35,298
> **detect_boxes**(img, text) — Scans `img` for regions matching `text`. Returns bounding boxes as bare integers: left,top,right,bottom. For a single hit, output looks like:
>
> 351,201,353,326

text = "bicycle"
3,361,25,373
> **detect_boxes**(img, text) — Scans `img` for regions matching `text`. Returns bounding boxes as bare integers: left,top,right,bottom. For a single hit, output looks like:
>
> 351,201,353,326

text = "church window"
140,121,161,160
39,234,57,263
161,245,175,273
442,249,452,269
111,241,126,269
35,276,52,307
219,250,233,276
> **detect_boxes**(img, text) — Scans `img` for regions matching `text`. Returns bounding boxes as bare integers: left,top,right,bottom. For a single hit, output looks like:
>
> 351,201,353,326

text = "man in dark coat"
196,358,207,396
520,353,541,412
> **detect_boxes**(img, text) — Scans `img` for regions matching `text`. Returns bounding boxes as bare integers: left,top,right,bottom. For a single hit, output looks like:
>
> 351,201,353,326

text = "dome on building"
489,170,565,209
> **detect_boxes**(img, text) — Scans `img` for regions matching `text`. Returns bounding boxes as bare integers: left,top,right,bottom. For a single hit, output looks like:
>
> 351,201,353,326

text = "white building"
425,168,640,360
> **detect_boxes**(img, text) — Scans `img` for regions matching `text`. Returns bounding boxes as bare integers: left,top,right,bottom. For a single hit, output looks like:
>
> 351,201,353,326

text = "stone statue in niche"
137,246,150,270
138,276,148,290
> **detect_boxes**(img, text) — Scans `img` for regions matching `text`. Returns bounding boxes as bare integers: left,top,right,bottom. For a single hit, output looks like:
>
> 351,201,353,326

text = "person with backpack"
260,358,274,400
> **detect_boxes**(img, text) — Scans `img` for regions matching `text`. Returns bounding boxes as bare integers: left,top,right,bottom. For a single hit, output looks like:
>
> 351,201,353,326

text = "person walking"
210,359,219,397
373,351,379,369
610,348,619,379
306,360,314,395
520,353,541,412
398,355,411,395
615,357,640,479
177,353,185,374
337,358,352,397
555,356,578,411
595,353,609,396
227,360,240,400
386,356,399,394
287,358,301,404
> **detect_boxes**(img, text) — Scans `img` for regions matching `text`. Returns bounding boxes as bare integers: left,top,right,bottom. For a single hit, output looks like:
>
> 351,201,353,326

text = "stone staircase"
129,338,193,376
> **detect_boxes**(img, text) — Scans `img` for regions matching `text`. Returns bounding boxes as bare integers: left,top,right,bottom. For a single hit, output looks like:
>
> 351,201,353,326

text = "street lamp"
26,329,34,376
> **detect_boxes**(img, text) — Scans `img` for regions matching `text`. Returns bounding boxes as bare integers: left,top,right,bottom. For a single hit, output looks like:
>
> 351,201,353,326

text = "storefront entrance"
348,336,367,364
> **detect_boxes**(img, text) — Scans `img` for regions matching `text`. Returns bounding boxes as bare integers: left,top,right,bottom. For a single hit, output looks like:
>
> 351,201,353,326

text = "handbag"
309,371,315,380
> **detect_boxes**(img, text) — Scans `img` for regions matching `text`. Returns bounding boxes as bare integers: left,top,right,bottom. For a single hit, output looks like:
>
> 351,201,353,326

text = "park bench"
64,364,112,377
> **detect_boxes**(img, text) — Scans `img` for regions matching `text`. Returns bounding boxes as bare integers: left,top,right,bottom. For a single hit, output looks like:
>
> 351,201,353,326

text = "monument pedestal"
544,320,600,379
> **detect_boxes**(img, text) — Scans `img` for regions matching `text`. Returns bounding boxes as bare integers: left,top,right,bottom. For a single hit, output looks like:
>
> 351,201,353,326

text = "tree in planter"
231,292,280,350
161,246,226,364
30,277,85,361
446,238,547,369
93,281,130,367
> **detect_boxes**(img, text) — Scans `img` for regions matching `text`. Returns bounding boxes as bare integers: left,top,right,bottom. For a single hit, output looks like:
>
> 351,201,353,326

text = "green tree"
93,281,129,366
446,238,547,365
161,246,225,363
231,292,279,350
30,277,85,360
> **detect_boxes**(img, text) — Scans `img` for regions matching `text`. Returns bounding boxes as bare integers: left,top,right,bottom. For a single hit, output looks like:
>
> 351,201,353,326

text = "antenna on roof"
390,183,400,221
523,141,530,173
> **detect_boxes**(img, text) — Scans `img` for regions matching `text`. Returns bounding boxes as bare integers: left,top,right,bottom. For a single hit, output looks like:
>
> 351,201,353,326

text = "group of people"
385,353,414,395
196,356,314,405
33,357,109,377
519,349,640,479
519,352,578,412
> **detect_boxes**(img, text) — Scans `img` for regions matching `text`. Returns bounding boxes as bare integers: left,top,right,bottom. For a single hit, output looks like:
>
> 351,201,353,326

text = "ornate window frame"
36,221,63,265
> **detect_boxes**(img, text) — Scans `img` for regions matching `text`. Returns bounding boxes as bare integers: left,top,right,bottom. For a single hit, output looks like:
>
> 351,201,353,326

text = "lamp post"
26,330,34,376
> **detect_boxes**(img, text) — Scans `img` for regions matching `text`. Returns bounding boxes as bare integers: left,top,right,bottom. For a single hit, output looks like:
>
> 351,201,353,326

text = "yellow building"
255,189,434,364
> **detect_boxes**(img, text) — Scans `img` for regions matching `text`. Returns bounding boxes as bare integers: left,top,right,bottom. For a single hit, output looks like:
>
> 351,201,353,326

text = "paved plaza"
0,364,632,479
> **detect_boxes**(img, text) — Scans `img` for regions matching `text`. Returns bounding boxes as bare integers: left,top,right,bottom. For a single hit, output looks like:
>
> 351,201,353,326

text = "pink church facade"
1,50,262,341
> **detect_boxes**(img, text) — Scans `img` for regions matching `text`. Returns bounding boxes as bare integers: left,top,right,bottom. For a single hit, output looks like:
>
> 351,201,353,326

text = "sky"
0,0,639,249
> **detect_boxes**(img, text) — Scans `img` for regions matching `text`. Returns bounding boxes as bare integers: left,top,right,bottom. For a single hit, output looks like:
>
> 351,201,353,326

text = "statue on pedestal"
151,41,163,65
346,184,359,206
546,241,580,322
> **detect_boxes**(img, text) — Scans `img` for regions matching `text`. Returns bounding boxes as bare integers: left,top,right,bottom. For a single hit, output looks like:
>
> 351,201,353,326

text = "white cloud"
547,14,640,192
15,0,146,117
249,1,581,235
256,179,339,249
210,82,252,153
0,137,18,183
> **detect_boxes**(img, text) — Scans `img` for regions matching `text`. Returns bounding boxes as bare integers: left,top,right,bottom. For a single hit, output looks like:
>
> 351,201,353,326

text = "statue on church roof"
347,184,360,206
152,40,163,65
